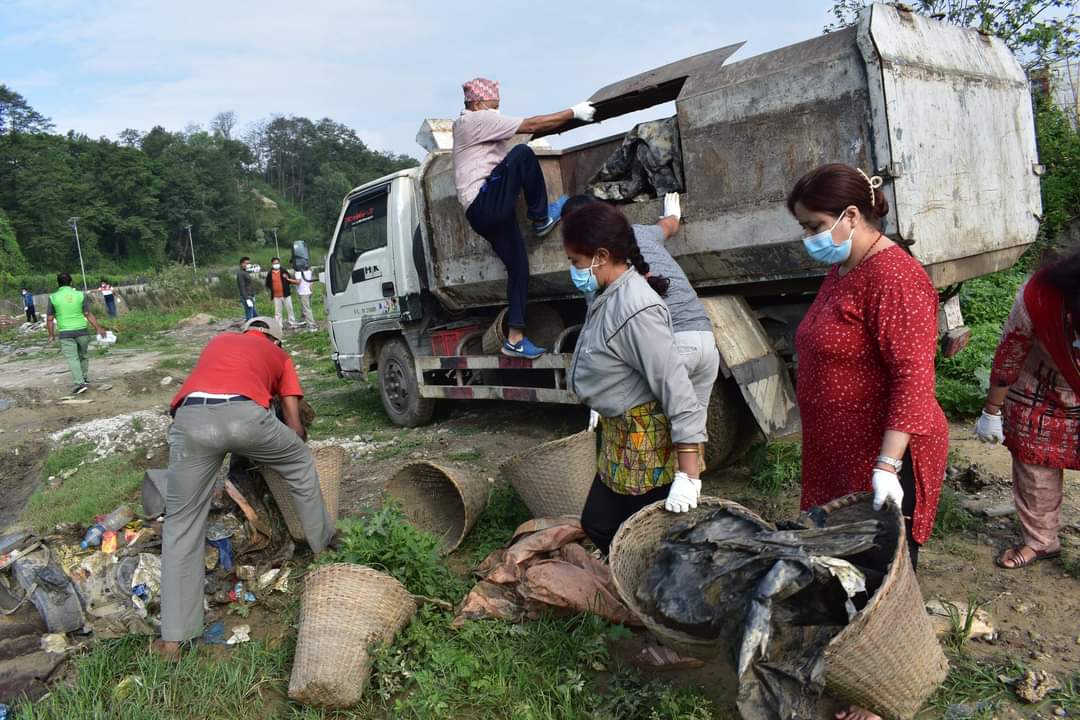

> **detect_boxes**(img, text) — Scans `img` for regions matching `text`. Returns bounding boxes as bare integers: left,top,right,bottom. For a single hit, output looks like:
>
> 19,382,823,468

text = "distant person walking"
294,260,317,328
237,256,258,320
98,279,117,318
20,288,37,323
266,257,298,327
46,272,107,394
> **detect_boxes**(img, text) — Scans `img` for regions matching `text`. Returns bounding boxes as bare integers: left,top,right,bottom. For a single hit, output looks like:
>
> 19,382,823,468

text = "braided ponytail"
628,239,670,297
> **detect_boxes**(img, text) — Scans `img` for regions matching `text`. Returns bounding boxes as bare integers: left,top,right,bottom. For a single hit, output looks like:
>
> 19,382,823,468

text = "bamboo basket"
288,564,416,708
385,461,488,553
820,492,949,720
500,431,596,519
262,445,345,542
608,496,772,658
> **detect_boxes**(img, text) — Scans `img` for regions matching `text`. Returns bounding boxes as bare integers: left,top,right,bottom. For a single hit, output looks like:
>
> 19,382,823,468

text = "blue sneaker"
501,337,545,359
533,195,569,237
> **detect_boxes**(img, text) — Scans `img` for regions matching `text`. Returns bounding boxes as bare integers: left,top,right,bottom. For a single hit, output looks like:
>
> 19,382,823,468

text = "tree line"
0,87,417,280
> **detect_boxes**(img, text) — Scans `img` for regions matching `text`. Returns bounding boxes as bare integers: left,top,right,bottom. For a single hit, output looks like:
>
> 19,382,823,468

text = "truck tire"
377,338,435,427
704,378,745,469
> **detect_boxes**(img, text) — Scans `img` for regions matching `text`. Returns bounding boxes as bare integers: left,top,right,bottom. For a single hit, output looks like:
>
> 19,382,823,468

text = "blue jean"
104,295,117,317
465,145,549,330
242,297,256,320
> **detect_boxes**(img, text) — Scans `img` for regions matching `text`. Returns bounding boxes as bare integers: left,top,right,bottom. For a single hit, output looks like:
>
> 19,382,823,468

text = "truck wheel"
378,338,435,427
704,379,744,469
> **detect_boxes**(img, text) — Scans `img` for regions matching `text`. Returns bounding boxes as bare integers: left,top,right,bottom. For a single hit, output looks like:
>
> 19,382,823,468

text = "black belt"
180,395,250,407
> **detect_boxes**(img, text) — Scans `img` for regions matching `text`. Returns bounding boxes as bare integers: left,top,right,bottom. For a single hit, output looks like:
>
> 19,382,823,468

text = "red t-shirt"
270,271,285,298
171,331,303,410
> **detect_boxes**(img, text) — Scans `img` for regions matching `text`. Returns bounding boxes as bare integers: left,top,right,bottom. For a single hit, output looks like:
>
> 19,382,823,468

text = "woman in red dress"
975,245,1080,569
788,164,949,720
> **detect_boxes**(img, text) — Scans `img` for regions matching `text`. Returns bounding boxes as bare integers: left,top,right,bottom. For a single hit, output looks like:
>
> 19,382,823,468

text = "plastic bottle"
80,505,134,549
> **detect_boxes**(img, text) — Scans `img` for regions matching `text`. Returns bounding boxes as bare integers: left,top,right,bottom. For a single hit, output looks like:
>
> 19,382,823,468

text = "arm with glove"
518,101,596,134
977,285,1034,444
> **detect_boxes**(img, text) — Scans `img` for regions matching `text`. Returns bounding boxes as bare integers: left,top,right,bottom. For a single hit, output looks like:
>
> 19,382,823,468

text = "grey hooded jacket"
569,268,707,444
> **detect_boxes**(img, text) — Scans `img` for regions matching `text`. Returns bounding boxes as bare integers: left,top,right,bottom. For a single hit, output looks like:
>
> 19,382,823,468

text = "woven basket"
385,462,488,553
608,496,772,658
820,492,949,720
288,564,416,708
500,431,596,519
262,445,345,542
481,304,565,355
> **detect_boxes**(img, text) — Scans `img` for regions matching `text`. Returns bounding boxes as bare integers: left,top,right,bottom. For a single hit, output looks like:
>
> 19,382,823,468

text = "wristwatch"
875,455,903,472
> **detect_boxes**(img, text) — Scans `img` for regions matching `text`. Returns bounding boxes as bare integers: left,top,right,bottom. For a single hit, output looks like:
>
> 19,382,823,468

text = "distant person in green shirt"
46,272,107,394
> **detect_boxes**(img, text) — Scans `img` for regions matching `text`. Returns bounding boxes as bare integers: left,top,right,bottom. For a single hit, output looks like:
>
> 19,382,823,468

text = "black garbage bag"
638,507,888,720
587,117,684,201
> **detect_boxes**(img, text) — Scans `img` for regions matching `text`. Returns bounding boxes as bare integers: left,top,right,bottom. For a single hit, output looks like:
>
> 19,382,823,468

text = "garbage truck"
324,3,1042,467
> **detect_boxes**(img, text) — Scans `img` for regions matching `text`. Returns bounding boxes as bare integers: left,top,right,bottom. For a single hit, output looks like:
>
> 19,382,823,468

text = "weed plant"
748,442,802,496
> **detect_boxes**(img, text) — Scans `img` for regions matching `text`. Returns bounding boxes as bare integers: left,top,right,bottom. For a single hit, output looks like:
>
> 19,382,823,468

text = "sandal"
995,544,1061,570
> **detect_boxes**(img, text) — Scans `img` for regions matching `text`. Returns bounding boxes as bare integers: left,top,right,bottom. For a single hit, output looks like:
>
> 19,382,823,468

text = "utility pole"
271,227,279,257
185,225,197,278
67,217,88,291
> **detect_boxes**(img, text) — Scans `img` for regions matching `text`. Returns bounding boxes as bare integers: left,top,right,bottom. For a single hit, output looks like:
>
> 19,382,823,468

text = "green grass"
747,442,802,496
931,485,977,540
447,448,485,463
457,484,532,564
16,492,717,720
27,446,143,531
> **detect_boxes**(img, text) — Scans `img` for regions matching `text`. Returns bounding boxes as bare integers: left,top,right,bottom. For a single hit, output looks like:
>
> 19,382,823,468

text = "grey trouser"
298,294,315,326
273,296,296,325
675,330,721,410
160,400,333,642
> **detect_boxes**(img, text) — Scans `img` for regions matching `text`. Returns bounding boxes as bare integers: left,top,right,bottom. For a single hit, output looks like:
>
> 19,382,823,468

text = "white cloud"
3,0,832,155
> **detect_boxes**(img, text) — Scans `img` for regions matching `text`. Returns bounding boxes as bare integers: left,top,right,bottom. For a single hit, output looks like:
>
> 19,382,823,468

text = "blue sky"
2,0,838,157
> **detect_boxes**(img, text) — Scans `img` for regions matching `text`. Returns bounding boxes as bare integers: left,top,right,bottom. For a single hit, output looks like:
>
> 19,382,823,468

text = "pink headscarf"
462,77,499,103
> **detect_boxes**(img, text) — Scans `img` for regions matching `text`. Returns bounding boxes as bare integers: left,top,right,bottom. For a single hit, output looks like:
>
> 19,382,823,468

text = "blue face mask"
570,263,598,294
570,258,599,294
803,211,854,265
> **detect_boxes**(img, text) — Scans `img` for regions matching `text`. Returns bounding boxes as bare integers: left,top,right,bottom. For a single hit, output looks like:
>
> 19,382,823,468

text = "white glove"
571,101,596,122
664,471,701,513
974,410,1004,444
662,192,681,220
871,468,904,512
245,298,254,307
588,409,600,432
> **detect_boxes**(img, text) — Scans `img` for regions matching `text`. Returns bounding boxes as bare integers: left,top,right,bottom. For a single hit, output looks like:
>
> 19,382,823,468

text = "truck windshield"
329,189,388,294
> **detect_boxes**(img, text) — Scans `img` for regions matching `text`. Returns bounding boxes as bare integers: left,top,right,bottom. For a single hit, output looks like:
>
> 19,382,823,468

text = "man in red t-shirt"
154,316,333,659
265,256,298,327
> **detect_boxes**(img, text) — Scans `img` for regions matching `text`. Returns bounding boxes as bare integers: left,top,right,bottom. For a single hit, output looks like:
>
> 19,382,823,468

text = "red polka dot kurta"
795,244,949,544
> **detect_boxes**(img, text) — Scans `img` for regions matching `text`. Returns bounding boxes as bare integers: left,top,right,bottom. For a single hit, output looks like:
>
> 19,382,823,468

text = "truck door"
326,185,398,371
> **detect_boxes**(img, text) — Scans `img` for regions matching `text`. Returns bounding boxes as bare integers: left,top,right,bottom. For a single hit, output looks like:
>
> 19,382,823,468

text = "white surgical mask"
272,263,281,270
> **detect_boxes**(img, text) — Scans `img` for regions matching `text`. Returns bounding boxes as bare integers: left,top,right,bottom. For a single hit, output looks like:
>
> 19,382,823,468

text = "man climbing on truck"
452,77,596,359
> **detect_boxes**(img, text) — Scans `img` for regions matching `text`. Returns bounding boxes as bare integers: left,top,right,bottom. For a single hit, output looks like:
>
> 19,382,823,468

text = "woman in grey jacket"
564,202,707,556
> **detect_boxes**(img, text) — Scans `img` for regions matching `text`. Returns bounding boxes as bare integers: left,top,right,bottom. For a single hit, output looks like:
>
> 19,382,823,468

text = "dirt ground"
1,318,1078,716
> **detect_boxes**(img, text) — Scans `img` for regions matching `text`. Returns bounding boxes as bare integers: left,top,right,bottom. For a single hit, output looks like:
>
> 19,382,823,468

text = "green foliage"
748,442,802,496
28,446,142,531
14,634,290,720
321,502,467,600
825,1,1077,67
1035,95,1080,241
0,90,417,276
0,209,28,275
932,485,977,539
367,606,714,720
458,484,532,563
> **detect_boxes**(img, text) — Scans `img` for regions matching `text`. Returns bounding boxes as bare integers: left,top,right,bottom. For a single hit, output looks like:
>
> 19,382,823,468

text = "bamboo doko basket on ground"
385,461,488,553
288,564,416,708
819,492,949,720
608,493,948,720
262,445,345,542
500,431,596,519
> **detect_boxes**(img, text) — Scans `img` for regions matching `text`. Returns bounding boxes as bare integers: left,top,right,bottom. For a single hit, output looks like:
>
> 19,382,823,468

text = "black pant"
898,449,919,571
465,145,549,330
581,475,671,556
25,306,37,323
